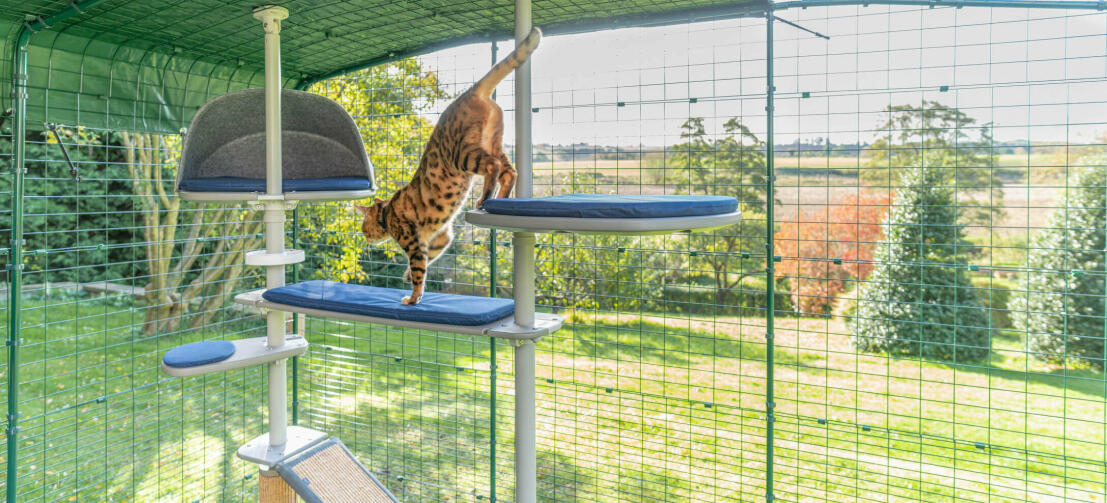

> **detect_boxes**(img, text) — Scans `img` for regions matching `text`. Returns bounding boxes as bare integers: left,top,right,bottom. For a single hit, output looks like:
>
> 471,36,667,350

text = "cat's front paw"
402,295,421,305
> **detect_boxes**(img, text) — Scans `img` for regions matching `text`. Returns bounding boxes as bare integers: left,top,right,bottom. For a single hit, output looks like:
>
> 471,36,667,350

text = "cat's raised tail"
472,27,542,98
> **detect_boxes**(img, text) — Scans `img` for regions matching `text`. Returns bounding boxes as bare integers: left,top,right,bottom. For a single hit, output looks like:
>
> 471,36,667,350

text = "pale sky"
418,4,1107,148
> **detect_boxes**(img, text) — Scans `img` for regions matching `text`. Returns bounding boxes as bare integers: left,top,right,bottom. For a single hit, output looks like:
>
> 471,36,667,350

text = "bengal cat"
354,27,542,305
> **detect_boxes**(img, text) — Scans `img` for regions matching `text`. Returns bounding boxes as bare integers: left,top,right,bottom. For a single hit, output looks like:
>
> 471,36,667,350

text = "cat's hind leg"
494,152,516,199
471,152,507,208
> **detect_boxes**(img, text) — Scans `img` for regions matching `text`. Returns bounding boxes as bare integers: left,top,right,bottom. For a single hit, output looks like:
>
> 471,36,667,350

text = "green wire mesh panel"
1,117,272,498
3,3,1107,502
514,17,771,502
769,5,1107,502
292,47,501,502
0,85,12,501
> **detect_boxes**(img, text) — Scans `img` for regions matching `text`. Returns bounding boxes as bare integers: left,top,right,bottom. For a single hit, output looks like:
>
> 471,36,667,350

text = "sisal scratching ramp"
275,437,398,503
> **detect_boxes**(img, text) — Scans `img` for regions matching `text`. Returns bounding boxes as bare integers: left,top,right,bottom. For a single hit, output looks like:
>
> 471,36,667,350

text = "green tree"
119,131,264,335
667,117,770,304
864,101,1000,224
299,60,448,284
534,171,674,311
852,166,990,362
1010,166,1107,368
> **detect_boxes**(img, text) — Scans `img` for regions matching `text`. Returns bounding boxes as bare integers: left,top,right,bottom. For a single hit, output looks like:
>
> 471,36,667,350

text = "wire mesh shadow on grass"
548,316,818,369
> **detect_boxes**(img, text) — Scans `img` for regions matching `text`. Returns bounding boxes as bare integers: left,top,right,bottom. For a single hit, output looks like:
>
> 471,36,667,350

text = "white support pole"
514,0,533,199
254,4,290,449
513,0,537,502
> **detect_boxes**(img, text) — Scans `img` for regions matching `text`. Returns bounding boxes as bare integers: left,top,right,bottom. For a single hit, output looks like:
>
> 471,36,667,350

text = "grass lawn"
4,293,1105,502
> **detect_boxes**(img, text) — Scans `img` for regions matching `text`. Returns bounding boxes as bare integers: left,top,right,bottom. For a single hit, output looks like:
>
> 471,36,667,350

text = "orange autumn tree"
775,191,891,314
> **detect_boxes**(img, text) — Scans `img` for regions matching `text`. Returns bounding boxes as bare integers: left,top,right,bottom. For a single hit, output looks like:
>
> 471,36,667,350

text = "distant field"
533,153,1064,179
531,154,1072,242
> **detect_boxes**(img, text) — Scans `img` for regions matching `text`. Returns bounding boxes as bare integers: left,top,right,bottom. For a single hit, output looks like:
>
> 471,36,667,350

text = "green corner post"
6,26,29,503
291,206,300,425
764,8,776,503
7,3,109,500
488,40,499,503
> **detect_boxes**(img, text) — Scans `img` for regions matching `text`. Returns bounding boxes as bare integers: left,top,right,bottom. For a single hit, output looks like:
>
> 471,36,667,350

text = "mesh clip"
6,264,24,271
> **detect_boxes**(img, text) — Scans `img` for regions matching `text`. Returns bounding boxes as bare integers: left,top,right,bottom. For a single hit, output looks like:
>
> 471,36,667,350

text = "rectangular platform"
234,289,562,340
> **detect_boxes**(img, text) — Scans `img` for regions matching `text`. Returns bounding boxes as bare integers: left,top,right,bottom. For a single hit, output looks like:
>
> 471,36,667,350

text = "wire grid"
1,3,1107,502
291,46,503,502
1,118,270,500
0,76,12,500
770,5,1107,502
511,17,771,502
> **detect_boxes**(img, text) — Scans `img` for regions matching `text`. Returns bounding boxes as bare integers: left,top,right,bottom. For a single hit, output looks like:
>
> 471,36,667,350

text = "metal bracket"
46,123,81,181
5,338,22,347
6,264,25,271
511,337,539,348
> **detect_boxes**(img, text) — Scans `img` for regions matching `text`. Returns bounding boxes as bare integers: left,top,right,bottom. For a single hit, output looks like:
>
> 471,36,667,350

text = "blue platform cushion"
481,194,739,219
263,280,515,327
163,340,236,368
178,176,372,193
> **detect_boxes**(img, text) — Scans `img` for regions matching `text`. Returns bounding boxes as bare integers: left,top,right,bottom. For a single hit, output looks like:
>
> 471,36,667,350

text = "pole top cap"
252,5,289,22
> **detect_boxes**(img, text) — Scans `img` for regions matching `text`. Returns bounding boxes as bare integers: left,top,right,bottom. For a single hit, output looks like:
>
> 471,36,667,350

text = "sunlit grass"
7,294,1107,502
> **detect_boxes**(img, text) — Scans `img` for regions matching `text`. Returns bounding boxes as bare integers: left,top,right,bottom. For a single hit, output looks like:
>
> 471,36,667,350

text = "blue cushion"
163,340,236,368
263,280,515,327
178,176,372,193
481,194,738,218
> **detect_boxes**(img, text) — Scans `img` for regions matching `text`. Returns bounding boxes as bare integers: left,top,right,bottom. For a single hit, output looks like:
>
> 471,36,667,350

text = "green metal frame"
7,2,109,501
764,12,776,501
6,0,1107,501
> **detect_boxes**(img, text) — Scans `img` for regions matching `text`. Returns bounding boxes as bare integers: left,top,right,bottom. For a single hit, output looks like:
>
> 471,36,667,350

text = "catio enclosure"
2,0,1107,502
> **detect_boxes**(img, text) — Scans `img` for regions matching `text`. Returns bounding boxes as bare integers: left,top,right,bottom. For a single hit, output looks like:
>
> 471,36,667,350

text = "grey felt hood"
176,88,375,189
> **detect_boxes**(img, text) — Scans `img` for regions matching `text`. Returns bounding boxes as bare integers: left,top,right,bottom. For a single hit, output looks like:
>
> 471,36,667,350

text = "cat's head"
353,199,390,243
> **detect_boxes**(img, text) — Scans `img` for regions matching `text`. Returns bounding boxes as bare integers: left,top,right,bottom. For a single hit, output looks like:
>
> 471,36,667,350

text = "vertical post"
7,28,30,503
488,40,499,503
512,1,537,502
764,10,776,503
291,206,300,426
6,6,109,500
253,4,291,451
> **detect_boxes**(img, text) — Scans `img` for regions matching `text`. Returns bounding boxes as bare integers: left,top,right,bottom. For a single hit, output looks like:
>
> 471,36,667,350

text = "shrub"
972,276,1013,330
852,167,991,363
1010,166,1107,368
659,277,793,316
775,191,890,315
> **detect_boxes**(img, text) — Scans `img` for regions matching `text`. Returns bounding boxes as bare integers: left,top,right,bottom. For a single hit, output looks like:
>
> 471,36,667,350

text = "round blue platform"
163,340,237,368
481,194,739,218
